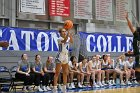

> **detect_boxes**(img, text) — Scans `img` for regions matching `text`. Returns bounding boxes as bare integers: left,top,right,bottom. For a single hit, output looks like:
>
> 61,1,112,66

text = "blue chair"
0,66,12,92
9,66,24,92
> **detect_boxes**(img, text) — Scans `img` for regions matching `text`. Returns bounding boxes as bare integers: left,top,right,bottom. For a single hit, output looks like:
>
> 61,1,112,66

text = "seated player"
126,57,139,84
115,54,131,85
88,55,102,87
31,54,49,92
101,54,116,85
78,56,91,87
68,56,84,88
15,53,34,92
43,56,55,90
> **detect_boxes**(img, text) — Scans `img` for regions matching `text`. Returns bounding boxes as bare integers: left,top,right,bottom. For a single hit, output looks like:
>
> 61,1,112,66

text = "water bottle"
116,78,120,85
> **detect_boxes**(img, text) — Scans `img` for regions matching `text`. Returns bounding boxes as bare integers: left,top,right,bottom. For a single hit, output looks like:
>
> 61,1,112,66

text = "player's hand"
41,72,44,76
0,41,9,48
25,73,30,76
125,12,129,19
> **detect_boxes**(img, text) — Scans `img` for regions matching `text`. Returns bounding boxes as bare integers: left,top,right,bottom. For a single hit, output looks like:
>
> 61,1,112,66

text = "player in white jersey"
101,54,116,85
96,55,106,86
79,57,91,87
88,55,102,87
53,28,73,93
68,56,84,88
126,57,138,84
115,54,131,85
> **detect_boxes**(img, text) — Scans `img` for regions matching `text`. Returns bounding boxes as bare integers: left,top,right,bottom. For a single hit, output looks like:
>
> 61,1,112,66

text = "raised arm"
125,12,136,34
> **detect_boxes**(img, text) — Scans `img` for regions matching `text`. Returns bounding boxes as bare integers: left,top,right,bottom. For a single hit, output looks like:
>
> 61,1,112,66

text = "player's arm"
126,12,136,33
69,31,73,43
88,61,93,71
0,41,9,48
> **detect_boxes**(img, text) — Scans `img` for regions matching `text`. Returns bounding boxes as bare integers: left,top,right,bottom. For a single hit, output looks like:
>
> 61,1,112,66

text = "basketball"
64,20,73,30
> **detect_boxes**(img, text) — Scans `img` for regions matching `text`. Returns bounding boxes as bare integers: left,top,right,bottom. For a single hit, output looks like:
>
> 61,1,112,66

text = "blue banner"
0,26,134,52
79,32,133,52
0,26,59,51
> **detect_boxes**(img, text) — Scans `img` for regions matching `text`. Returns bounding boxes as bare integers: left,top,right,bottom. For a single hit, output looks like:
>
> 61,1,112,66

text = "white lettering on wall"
86,35,96,52
107,36,116,52
97,35,107,52
50,32,58,51
8,30,19,50
37,32,49,51
21,31,34,51
126,37,133,51
0,29,3,50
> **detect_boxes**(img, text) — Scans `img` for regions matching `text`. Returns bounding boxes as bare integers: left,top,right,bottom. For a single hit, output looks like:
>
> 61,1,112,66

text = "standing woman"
53,28,73,93
15,53,34,92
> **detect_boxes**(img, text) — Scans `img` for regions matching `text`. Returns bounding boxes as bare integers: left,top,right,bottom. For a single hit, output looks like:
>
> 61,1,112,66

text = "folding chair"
10,66,24,92
0,66,12,92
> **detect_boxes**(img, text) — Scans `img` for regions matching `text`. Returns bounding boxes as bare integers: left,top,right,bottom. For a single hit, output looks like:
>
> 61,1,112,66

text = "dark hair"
137,27,140,32
102,55,106,60
78,54,85,62
58,28,65,33
70,56,76,62
21,53,26,59
35,54,40,60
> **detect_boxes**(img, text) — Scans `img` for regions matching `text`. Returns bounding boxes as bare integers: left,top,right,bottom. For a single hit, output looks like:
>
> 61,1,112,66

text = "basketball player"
88,55,101,87
125,12,140,67
53,28,73,93
126,57,138,84
79,57,91,87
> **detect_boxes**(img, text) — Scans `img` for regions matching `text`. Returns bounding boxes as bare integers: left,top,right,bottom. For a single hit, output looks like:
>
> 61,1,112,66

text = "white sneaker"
23,86,28,92
127,81,132,85
71,83,75,88
27,86,32,91
134,80,139,84
93,83,100,88
52,88,58,93
58,84,62,90
102,81,107,85
78,83,83,88
46,86,51,91
38,86,44,92
66,83,69,89
43,86,47,91
112,81,116,85
98,82,103,87
82,85,86,88
121,82,126,85
62,85,66,93
108,81,112,86
86,85,91,87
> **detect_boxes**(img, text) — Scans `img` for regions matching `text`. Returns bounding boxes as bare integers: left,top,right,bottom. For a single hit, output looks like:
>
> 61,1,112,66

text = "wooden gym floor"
68,86,140,93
